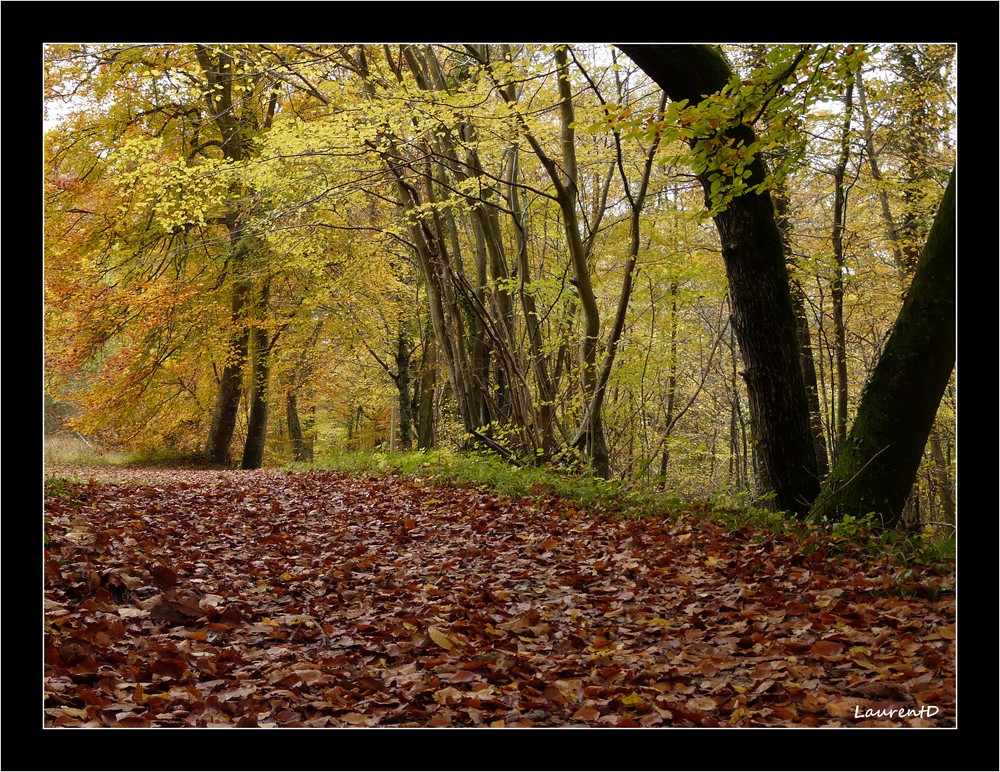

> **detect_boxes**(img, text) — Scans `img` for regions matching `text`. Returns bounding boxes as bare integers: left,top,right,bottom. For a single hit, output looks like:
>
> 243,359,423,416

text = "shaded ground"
44,467,955,728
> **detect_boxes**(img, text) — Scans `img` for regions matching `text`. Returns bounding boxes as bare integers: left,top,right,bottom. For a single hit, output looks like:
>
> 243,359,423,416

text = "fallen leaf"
428,625,455,650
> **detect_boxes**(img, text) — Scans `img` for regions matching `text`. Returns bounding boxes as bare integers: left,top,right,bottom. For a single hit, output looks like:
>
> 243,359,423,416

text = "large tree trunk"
197,46,258,467
619,44,820,514
810,170,955,527
774,190,830,479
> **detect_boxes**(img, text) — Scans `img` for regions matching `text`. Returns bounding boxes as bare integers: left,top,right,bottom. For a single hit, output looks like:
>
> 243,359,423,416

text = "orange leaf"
810,640,845,659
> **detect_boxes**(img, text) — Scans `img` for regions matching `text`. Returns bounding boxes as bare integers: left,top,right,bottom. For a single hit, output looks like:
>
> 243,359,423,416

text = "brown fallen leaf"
150,564,178,589
42,468,955,731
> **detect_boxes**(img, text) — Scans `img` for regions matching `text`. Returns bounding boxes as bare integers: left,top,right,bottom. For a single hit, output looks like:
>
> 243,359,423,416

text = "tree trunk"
241,281,271,470
196,47,259,468
416,324,437,450
205,278,251,465
241,337,270,469
394,327,414,451
507,146,558,457
286,391,309,462
619,44,820,514
657,283,680,483
810,169,954,527
830,79,855,459
928,426,955,522
774,190,830,479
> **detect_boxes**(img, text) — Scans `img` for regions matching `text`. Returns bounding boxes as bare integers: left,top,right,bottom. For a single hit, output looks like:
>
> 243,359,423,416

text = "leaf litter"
44,468,955,728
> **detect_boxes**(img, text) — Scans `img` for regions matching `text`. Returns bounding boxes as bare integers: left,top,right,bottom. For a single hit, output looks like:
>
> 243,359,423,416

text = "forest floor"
43,466,955,728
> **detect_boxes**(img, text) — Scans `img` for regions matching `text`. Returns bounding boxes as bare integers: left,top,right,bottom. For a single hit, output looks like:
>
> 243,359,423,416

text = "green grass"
293,449,955,574
294,448,693,518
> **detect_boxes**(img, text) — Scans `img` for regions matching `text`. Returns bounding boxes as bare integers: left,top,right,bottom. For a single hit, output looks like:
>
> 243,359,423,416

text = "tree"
44,43,337,468
619,44,955,524
809,169,954,527
617,44,820,514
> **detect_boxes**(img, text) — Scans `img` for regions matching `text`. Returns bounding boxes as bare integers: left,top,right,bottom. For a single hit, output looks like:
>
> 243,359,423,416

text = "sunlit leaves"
113,136,234,234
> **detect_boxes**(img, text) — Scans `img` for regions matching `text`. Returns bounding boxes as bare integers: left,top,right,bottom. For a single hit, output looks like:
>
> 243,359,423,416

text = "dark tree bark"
241,283,272,470
774,190,830,479
197,46,265,467
619,44,820,514
829,79,855,459
416,323,437,450
394,327,414,451
810,169,954,527
240,327,270,469
286,391,309,462
205,278,251,465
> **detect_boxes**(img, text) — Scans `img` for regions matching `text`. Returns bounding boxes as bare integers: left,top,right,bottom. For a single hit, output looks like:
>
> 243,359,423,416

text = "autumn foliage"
44,468,954,728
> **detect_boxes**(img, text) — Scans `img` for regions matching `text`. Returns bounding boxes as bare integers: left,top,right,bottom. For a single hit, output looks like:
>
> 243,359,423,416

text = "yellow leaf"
428,625,454,650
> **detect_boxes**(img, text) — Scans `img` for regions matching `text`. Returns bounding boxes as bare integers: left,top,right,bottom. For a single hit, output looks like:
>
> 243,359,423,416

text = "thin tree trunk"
577,91,669,478
856,69,907,271
830,78,854,459
658,283,680,482
928,427,955,522
394,326,414,451
416,322,437,450
286,391,308,462
507,147,558,456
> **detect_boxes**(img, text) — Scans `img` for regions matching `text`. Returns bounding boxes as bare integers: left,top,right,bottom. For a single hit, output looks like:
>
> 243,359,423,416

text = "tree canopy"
44,42,956,531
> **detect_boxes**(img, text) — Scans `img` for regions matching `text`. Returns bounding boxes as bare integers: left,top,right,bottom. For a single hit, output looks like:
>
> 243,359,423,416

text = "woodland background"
43,42,956,533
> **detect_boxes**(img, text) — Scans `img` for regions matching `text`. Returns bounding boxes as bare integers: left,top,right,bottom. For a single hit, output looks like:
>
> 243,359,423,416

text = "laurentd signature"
854,705,941,720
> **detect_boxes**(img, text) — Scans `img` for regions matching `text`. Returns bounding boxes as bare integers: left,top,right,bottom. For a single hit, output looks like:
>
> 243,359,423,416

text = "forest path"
44,467,955,727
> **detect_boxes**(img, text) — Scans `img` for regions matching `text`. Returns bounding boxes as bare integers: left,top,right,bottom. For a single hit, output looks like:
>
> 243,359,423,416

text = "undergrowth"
295,449,955,575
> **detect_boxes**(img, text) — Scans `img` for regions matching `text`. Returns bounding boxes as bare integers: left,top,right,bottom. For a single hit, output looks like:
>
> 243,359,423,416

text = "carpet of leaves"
43,467,955,728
